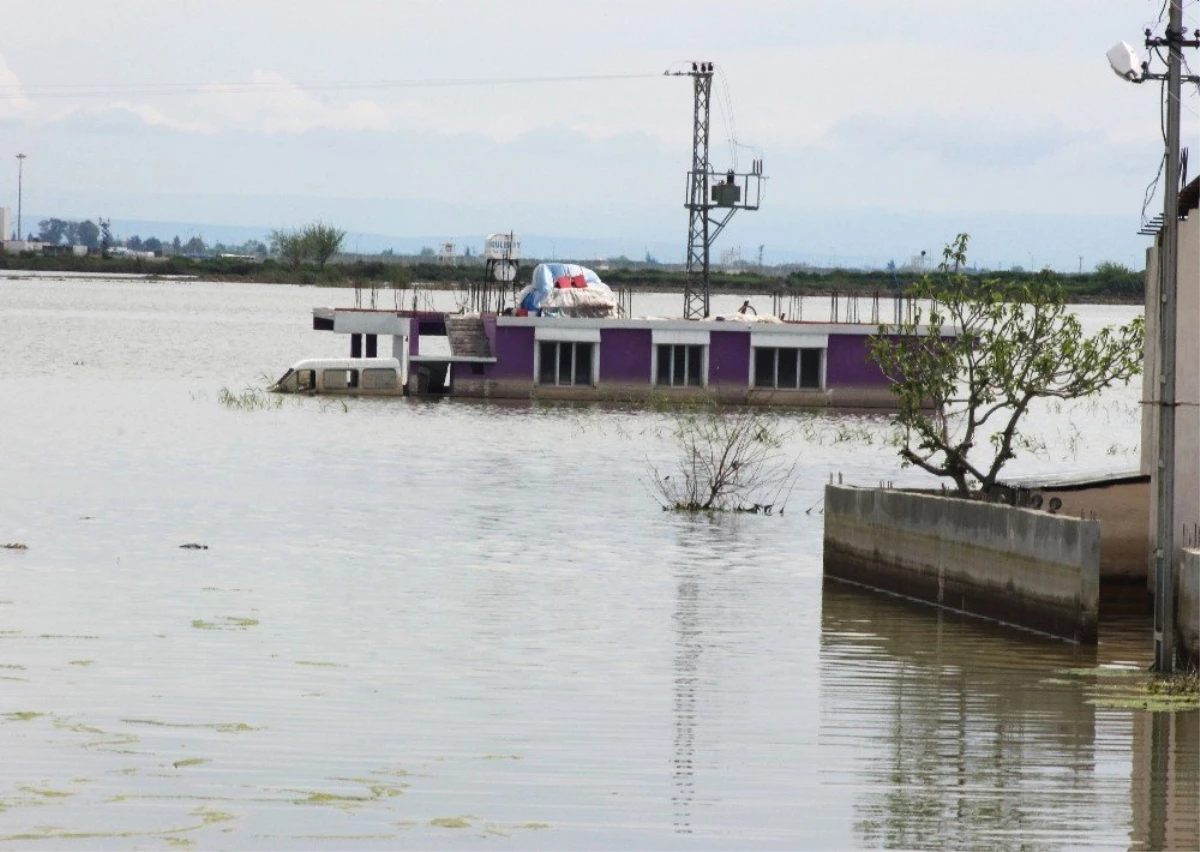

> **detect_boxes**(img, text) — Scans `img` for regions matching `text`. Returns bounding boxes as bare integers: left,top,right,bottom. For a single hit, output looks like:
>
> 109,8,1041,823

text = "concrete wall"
1032,476,1150,582
1142,212,1200,591
1178,549,1199,668
823,484,1100,643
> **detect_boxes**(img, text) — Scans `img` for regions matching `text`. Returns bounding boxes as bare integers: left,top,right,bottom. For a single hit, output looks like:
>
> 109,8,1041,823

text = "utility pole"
1151,0,1184,672
1108,4,1200,671
15,153,26,241
669,61,764,319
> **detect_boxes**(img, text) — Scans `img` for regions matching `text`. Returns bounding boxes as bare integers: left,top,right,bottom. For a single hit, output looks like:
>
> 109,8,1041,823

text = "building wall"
708,330,751,386
1142,212,1200,591
599,328,652,383
823,484,1101,643
489,325,535,380
1178,549,1199,668
825,334,890,386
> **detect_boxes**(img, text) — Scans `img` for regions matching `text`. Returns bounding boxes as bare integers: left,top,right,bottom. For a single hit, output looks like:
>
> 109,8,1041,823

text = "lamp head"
1106,41,1143,82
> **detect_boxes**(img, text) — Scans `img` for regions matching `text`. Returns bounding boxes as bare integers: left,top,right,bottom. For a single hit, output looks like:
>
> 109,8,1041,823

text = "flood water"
0,276,1195,850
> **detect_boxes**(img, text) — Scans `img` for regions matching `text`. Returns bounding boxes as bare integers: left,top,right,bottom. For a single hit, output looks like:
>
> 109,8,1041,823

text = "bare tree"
648,405,798,513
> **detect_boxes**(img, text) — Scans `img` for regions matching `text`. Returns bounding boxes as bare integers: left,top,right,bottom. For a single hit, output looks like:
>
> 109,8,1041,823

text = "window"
538,341,594,386
296,370,315,391
322,368,359,390
753,347,822,389
656,344,704,387
361,368,397,390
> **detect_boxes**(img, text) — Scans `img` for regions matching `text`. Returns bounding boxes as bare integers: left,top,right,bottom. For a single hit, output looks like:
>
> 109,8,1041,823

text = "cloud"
0,52,30,118
825,112,1094,168
188,71,390,135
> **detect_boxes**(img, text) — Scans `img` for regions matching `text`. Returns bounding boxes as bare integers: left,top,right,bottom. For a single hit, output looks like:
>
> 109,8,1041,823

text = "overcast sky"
1,0,1196,268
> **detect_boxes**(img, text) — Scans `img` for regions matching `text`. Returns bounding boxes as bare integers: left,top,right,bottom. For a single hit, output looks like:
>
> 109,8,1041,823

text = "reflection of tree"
667,521,748,836
820,580,1099,852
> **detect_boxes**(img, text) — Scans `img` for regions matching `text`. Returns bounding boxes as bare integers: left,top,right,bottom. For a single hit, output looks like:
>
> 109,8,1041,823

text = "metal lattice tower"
671,62,765,319
684,67,714,319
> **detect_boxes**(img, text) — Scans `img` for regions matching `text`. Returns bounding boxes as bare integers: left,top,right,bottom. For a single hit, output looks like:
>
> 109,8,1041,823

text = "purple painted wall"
825,334,890,387
709,330,751,386
600,328,652,383
485,325,536,380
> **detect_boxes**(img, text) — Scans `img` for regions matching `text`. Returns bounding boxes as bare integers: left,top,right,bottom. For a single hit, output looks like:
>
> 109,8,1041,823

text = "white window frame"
751,346,826,390
651,328,709,388
652,343,708,388
535,340,598,387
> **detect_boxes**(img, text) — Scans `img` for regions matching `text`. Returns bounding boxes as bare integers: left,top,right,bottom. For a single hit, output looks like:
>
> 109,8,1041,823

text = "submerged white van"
270,358,404,396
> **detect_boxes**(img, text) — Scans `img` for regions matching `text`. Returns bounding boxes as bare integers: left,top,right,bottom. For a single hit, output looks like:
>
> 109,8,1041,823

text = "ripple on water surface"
0,277,1193,850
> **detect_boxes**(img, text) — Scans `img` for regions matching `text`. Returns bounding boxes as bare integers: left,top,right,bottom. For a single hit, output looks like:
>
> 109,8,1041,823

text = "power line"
0,71,665,102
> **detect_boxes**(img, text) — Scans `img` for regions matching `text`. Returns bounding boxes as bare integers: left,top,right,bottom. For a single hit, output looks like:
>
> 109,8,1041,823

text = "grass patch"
218,386,284,411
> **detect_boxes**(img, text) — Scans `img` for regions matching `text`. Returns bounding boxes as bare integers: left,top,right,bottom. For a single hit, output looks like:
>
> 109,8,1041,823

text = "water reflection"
820,579,1199,851
1130,710,1200,851
671,560,700,834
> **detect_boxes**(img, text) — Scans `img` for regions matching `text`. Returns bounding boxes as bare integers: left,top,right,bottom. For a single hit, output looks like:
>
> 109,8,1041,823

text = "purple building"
309,308,920,408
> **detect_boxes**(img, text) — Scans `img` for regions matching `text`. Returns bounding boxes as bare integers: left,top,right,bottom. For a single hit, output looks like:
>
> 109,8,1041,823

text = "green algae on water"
5,711,45,721
430,816,476,829
173,758,210,768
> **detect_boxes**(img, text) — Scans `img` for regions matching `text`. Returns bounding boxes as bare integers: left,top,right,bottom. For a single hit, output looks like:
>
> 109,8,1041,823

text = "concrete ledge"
448,380,896,407
823,484,1100,643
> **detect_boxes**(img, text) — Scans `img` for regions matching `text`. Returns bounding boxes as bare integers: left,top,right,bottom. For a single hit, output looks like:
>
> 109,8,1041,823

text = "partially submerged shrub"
647,405,798,513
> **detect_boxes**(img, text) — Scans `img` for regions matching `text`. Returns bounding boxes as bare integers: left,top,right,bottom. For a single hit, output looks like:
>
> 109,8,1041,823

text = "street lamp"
15,153,26,241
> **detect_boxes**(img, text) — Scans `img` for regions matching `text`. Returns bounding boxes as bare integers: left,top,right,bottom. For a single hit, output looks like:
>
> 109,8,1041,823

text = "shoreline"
0,267,1145,306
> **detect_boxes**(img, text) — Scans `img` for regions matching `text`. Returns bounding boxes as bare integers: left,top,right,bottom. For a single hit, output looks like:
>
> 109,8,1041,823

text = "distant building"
42,244,89,257
1,239,48,254
0,208,10,242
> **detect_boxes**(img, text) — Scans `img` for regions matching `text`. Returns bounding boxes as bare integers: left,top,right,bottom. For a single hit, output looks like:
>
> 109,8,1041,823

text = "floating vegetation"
121,718,260,734
179,543,209,550
68,659,95,667
193,806,235,825
19,786,73,798
295,660,344,668
37,634,100,640
218,386,284,411
1058,665,1199,711
173,758,210,768
191,616,258,631
0,663,25,670
2,542,28,550
5,711,45,721
479,754,522,761
429,816,476,829
520,822,551,830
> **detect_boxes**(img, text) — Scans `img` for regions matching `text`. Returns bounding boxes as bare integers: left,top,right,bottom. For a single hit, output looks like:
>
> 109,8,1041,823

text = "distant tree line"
34,217,268,257
269,222,346,269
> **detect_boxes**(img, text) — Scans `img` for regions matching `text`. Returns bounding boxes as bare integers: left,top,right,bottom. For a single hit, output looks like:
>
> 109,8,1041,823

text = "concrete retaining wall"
823,484,1101,643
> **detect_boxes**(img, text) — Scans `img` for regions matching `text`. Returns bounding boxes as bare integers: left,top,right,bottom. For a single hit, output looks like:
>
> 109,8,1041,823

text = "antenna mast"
670,62,764,319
